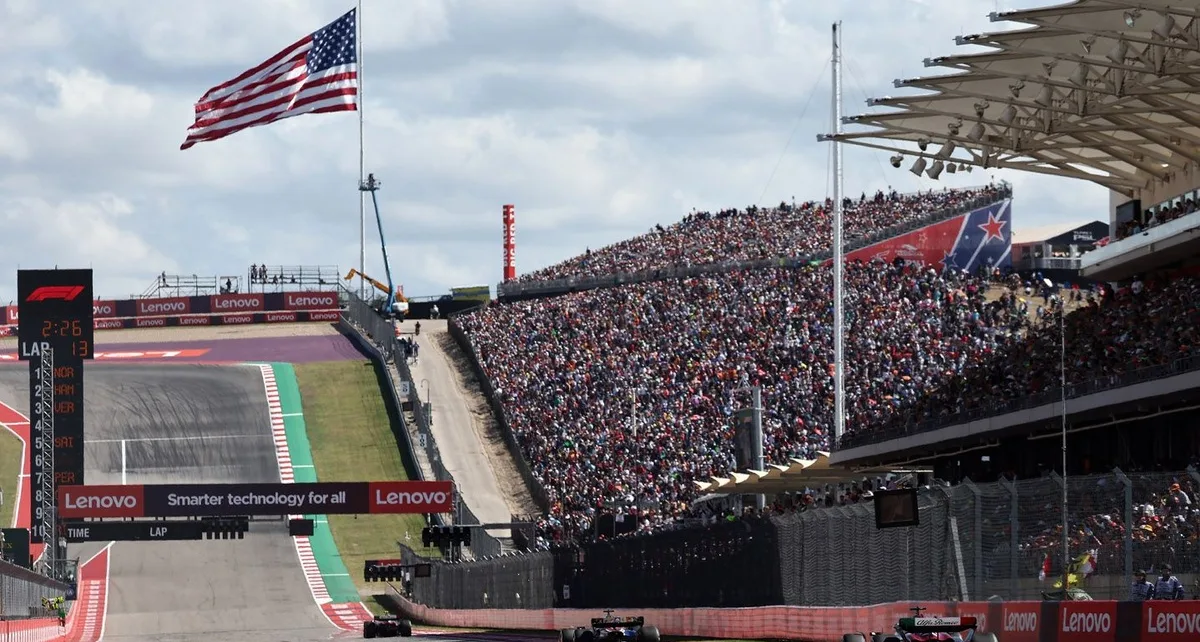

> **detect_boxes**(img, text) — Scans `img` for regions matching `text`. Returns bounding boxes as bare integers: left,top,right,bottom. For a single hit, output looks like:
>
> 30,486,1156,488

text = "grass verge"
0,428,18,529
294,359,440,596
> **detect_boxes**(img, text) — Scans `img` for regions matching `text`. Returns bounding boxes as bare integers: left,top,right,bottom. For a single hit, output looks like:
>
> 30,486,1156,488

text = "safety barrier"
387,592,1200,642
0,560,70,619
399,470,1200,609
0,617,65,642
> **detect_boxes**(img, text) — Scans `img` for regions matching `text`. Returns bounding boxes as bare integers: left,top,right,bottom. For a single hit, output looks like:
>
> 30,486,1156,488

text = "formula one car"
841,607,999,642
560,610,660,642
363,614,412,638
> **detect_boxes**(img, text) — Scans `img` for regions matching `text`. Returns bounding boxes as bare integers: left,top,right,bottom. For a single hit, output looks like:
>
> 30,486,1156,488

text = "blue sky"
0,0,1109,302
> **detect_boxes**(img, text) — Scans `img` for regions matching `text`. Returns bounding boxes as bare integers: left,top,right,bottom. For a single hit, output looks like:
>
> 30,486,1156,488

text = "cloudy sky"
0,0,1110,302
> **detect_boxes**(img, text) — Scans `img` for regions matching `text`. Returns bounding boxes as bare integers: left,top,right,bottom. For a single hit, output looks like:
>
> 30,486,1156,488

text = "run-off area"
0,364,335,642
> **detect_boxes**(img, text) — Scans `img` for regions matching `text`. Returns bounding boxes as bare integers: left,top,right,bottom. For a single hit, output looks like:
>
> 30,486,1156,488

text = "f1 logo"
26,286,85,302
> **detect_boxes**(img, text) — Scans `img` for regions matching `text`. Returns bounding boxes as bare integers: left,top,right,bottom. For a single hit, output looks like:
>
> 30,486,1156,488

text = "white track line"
87,435,268,444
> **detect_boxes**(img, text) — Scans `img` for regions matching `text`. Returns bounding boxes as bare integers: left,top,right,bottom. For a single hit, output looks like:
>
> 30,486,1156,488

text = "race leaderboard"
18,269,95,543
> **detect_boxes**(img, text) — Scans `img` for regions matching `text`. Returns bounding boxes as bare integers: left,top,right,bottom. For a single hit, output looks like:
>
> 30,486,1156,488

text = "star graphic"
978,213,1007,242
937,249,957,271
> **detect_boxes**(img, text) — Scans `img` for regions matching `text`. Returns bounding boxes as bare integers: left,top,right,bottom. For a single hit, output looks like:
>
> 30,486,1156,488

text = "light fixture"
1153,15,1175,41
917,138,930,151
1108,40,1129,65
999,105,1018,125
1009,81,1025,98
909,158,927,176
890,154,903,168
968,122,985,141
927,160,945,180
1124,9,1141,28
937,141,957,158
946,163,958,174
1035,85,1054,107
960,163,971,173
1081,35,1096,54
1042,60,1058,76
973,100,990,117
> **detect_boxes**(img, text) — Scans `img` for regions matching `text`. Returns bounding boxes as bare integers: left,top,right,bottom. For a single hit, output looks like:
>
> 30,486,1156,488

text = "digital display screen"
873,488,920,529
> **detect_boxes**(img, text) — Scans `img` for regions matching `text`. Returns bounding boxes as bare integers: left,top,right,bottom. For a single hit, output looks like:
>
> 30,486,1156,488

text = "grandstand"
404,0,1200,612
498,184,1011,299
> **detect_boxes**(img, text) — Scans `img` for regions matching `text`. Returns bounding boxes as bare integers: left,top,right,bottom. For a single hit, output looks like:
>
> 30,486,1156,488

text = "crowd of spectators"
1115,195,1199,241
460,259,1200,540
515,185,1007,284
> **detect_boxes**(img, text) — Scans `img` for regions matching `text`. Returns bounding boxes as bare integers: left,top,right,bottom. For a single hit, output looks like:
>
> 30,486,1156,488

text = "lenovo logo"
284,291,337,310
93,301,116,317
178,316,211,326
308,310,341,322
267,311,297,323
222,314,254,325
95,319,124,330
27,286,85,302
58,485,145,518
369,481,454,513
1004,611,1037,632
138,298,188,316
136,317,166,328
211,294,264,311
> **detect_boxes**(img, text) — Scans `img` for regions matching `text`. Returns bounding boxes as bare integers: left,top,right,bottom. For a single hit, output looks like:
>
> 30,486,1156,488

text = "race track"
0,364,335,642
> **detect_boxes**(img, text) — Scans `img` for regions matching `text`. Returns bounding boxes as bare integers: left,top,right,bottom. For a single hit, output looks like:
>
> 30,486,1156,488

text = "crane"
350,173,409,318
343,269,409,316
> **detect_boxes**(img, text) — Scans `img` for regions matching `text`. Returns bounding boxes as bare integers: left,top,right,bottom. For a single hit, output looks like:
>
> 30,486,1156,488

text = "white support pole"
831,22,846,444
357,0,367,299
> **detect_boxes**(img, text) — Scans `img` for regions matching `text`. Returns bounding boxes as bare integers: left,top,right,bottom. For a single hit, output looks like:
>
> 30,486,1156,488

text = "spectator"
516,186,1005,284
461,259,1200,540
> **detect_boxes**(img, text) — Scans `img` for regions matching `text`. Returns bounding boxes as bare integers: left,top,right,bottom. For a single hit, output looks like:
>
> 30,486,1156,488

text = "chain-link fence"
0,559,70,618
402,468,1200,609
337,285,504,557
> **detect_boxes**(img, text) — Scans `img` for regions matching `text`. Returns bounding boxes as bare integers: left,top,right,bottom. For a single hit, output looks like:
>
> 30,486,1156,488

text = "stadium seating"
460,261,1200,540
514,185,1006,284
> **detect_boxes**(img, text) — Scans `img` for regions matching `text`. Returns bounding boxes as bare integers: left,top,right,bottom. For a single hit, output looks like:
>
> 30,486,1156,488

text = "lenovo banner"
284,291,339,311
92,300,118,318
210,293,265,313
14,309,340,333
3,306,15,325
58,480,454,518
137,296,190,317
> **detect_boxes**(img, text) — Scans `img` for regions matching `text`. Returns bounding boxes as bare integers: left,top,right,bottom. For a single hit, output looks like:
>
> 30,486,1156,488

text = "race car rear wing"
591,616,645,628
899,616,977,632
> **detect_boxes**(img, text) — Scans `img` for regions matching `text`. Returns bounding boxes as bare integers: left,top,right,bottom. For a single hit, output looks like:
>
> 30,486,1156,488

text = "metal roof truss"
824,0,1200,196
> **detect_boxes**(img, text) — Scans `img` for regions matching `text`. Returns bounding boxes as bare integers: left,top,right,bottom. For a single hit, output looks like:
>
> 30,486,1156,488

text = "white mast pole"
357,0,367,299
832,22,846,444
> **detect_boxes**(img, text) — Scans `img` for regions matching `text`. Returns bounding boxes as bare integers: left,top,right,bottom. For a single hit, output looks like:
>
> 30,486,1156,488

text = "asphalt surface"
0,364,337,642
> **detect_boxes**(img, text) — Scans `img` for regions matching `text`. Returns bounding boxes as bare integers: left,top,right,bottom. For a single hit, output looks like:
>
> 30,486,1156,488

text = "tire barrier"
386,593,1200,642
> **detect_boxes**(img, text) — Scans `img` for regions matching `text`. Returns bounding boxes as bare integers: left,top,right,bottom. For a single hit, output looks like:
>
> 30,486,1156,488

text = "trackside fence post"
963,479,984,600
1001,476,1020,599
1113,468,1133,591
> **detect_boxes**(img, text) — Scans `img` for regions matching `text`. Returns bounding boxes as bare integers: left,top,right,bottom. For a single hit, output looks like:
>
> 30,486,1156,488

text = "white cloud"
0,0,1110,301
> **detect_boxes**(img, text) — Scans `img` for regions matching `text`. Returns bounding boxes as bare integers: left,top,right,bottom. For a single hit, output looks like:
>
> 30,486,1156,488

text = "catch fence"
0,559,70,618
401,468,1200,609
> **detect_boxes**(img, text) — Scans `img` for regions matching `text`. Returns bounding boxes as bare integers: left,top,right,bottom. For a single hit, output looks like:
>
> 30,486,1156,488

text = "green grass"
0,428,18,529
294,360,440,595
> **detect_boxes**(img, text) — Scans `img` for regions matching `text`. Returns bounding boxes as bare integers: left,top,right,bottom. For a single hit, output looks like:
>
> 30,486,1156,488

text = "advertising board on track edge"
57,481,456,518
0,290,342,336
387,593,1200,642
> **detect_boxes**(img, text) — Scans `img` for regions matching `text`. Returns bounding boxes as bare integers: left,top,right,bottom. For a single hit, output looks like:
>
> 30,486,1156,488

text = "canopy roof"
824,0,1200,197
692,451,927,495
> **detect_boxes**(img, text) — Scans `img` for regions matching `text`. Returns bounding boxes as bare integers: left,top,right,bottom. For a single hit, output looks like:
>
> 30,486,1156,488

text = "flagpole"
357,0,367,300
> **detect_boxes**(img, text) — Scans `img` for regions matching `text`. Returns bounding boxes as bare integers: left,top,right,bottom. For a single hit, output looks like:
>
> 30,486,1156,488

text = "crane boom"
355,173,408,318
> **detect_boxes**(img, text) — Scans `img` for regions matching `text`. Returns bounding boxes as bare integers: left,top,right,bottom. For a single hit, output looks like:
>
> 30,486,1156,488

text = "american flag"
180,9,358,150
